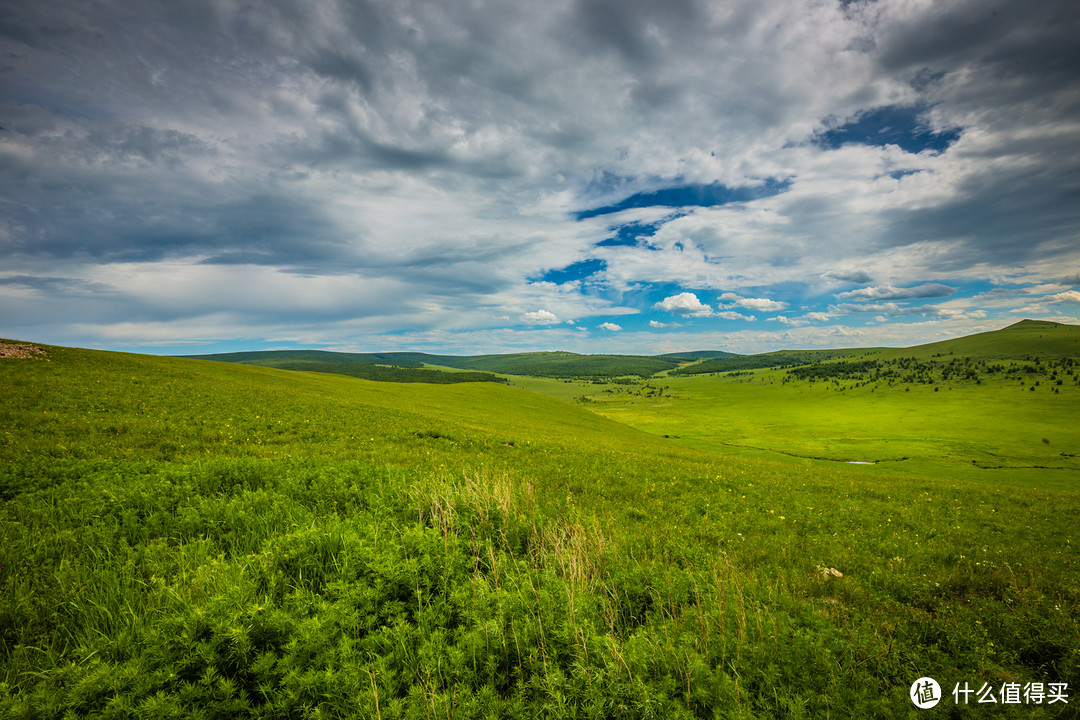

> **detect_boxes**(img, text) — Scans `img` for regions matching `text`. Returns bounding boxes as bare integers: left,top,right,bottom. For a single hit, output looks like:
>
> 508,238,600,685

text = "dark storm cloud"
877,0,1080,102
774,0,1080,279
4,118,212,169
877,2,1080,266
2,158,347,266
881,156,1080,269
572,0,708,67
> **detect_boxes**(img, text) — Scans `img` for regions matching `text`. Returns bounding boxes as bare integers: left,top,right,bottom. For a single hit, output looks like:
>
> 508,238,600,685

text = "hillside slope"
882,318,1080,360
182,349,714,379
2,341,1078,718
672,319,1079,376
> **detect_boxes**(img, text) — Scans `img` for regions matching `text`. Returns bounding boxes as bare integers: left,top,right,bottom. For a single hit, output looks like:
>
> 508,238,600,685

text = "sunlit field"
2,324,1077,718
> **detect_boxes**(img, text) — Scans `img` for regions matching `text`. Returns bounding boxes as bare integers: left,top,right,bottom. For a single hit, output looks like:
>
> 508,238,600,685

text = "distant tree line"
782,356,1078,390
255,360,510,385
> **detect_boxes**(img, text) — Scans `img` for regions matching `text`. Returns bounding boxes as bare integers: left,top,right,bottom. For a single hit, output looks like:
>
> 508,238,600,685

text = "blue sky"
1,0,1079,356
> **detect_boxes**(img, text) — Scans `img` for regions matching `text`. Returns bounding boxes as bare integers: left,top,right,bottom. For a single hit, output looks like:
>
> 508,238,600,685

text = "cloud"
769,311,832,327
653,292,713,317
719,293,789,312
831,302,945,318
822,270,874,284
835,283,956,301
715,311,756,322
598,322,621,331
648,320,682,328
1047,290,1080,305
1,0,1078,352
522,309,559,324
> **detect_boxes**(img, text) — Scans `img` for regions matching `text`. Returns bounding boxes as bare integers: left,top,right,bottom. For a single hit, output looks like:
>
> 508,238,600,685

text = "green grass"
670,349,881,376
574,360,1079,487
885,319,1080,361
2,336,1078,718
185,350,688,380
570,321,1080,488
671,319,1080,377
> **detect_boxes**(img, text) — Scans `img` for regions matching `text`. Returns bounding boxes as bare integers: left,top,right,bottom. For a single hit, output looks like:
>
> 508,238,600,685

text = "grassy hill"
673,319,1080,377
670,348,880,375
653,350,740,361
570,321,1080,483
183,349,690,380
433,351,681,378
179,350,510,384
2,338,1078,718
880,318,1080,360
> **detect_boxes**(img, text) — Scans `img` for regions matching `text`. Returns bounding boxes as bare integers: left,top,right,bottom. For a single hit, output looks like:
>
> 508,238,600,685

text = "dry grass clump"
0,341,47,359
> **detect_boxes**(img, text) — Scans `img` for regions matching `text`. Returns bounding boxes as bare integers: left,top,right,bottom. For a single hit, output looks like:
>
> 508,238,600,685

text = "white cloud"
1047,290,1080,305
835,283,956,301
719,293,789,312
522,309,559,324
715,311,756,321
598,322,621,331
769,311,831,327
830,302,946,318
739,298,790,312
649,320,682,328
653,292,713,317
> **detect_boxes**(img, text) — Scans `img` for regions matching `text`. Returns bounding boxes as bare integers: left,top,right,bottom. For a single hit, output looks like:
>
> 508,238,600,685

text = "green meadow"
563,355,1079,487
1,321,1078,718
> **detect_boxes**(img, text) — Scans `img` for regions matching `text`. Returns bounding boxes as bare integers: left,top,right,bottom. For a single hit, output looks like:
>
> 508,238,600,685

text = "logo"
911,677,941,708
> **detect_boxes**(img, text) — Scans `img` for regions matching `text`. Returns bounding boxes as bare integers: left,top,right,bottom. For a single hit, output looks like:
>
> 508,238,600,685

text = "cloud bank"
0,0,1077,354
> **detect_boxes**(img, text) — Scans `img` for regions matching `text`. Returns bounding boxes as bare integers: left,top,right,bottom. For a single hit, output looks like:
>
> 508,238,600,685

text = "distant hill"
879,319,1080,360
180,349,729,380
670,319,1079,376
183,350,430,368
430,352,681,378
653,350,740,361
670,348,881,375
181,350,508,384
182,319,1079,383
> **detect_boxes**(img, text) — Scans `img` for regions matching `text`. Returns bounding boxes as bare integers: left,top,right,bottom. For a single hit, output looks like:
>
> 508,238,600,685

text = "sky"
1,0,1079,356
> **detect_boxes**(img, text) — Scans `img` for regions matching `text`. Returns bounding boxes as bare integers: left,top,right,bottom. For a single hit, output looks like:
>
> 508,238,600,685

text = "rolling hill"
184,321,1080,386
181,349,721,380
672,319,1079,376
880,318,1080,360
2,328,1077,718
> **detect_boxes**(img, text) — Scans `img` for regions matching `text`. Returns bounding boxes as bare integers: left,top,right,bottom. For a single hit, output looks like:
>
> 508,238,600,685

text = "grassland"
2,325,1078,718
571,355,1079,487
668,348,881,376
186,349,695,380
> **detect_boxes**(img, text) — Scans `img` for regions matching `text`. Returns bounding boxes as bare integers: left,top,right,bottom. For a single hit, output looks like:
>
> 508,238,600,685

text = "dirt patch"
0,342,47,359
